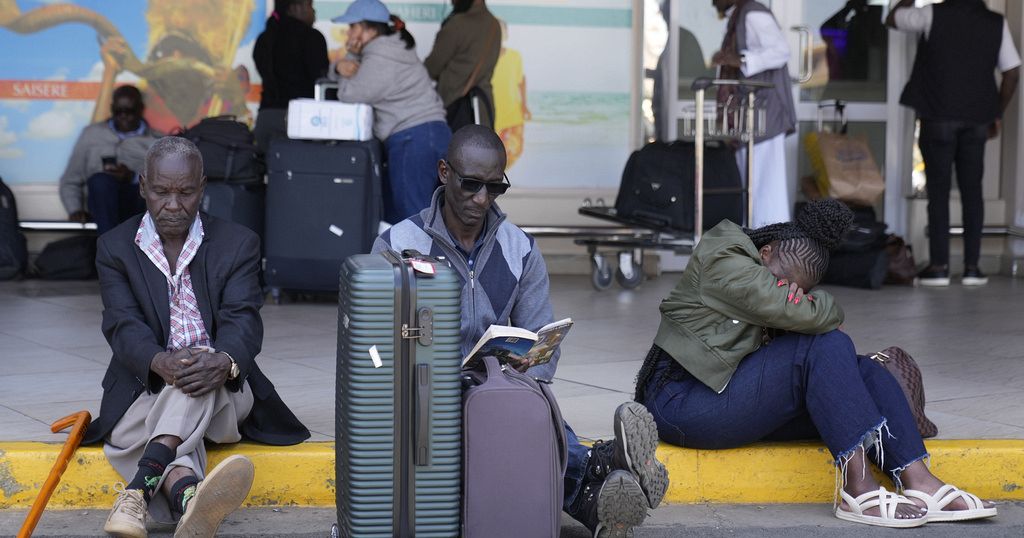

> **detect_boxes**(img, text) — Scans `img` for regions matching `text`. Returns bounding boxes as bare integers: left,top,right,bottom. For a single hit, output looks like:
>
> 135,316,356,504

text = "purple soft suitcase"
461,356,568,538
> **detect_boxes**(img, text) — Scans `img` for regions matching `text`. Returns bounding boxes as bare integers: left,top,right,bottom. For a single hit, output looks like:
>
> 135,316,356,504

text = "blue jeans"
642,331,927,481
87,172,145,235
384,121,451,224
563,422,590,510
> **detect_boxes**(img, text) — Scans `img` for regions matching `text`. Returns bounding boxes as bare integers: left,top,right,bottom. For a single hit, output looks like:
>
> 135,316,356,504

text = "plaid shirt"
135,213,211,351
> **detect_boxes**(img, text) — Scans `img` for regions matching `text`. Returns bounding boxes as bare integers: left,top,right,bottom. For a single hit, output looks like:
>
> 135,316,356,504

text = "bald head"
448,125,506,171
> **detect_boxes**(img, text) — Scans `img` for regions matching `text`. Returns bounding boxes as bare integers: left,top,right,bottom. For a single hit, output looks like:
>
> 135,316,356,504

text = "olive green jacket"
424,3,500,116
653,220,844,393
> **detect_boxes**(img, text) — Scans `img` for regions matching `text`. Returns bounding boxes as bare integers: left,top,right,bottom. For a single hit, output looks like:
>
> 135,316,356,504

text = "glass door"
661,0,908,230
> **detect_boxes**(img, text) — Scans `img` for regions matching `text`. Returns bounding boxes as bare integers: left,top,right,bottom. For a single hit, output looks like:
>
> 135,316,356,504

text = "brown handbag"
868,347,938,438
884,235,917,286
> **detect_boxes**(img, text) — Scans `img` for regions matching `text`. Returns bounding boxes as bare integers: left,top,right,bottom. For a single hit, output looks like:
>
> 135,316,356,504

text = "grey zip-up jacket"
371,187,559,381
330,33,446,141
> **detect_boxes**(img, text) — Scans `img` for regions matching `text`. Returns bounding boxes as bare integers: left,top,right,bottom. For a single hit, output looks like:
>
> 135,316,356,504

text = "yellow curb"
1,440,1022,509
659,439,1024,504
0,442,334,510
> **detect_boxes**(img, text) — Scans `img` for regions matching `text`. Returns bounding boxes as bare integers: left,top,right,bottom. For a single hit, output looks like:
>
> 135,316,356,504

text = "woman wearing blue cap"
330,0,450,224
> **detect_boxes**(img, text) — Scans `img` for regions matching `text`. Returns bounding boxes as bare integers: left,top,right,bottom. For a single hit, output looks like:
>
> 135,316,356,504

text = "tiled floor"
1,273,1022,443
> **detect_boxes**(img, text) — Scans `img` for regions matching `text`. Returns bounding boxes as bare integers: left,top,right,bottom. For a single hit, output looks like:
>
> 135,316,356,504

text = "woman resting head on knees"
330,0,453,224
634,199,995,528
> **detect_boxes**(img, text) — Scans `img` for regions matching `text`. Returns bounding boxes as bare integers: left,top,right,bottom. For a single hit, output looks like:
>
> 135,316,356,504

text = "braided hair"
745,199,853,285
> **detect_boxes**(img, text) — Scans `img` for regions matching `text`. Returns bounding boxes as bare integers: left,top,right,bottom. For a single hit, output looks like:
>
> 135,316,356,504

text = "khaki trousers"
104,384,254,523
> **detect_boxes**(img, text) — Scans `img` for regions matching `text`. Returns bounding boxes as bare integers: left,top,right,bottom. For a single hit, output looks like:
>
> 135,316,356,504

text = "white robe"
731,9,793,228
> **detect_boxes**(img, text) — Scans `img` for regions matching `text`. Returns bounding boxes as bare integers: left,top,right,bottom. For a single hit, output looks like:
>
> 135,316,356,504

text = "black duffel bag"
821,204,889,289
181,116,262,182
34,236,97,280
614,141,744,233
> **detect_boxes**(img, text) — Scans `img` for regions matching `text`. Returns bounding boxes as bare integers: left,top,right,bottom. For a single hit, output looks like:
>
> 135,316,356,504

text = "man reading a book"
372,125,669,537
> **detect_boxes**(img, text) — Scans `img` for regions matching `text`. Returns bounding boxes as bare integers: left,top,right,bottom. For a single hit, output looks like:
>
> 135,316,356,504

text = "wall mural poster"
317,0,634,190
0,0,266,185
1,0,632,193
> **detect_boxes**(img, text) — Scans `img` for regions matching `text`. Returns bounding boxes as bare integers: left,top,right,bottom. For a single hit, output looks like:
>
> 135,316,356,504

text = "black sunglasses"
445,160,511,196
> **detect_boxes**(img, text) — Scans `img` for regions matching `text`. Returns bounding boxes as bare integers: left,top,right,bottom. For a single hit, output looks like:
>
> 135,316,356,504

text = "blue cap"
332,0,391,24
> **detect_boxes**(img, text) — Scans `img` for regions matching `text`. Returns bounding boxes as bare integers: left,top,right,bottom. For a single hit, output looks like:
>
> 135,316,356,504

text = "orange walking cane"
17,411,92,538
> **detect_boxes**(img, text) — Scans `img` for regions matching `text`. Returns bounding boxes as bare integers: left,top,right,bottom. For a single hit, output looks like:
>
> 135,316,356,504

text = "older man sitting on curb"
373,125,669,537
83,137,309,538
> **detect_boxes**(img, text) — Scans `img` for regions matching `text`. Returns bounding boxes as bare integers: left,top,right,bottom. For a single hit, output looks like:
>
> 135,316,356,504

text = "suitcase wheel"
591,253,613,291
616,256,644,290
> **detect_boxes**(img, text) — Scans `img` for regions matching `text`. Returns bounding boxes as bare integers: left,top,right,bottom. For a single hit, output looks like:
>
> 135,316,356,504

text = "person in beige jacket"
425,0,501,128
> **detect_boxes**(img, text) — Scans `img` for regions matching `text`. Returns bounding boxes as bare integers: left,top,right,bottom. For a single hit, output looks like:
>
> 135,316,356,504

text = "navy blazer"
84,213,310,446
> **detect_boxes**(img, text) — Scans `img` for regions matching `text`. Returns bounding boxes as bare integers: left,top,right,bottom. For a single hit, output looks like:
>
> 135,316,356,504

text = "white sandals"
903,484,998,522
835,487,927,528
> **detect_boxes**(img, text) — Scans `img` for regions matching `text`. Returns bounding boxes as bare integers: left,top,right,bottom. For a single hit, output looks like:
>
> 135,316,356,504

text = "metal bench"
18,221,96,232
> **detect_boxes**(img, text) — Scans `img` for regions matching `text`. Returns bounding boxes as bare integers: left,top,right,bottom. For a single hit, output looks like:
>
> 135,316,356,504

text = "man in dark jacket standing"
91,137,309,538
888,0,1020,286
252,0,329,152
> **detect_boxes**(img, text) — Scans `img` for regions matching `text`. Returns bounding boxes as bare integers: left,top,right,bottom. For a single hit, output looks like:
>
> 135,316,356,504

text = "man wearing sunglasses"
60,85,160,234
372,125,667,537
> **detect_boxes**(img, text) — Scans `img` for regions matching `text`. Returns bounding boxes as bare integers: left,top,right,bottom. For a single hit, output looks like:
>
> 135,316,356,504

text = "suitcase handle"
414,363,432,466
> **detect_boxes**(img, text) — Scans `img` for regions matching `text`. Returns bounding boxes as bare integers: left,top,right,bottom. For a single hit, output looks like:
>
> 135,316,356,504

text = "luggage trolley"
576,77,772,290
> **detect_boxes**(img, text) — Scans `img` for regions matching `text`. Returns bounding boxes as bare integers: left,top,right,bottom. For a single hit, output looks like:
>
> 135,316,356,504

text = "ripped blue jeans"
642,330,928,484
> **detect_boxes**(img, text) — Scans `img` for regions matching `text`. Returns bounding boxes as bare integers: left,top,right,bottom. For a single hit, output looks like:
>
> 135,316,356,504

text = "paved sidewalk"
3,503,1023,537
2,275,1023,443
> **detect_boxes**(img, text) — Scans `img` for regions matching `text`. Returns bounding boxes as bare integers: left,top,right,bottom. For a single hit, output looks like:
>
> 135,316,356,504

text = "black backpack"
0,177,28,280
821,204,889,289
181,116,263,182
33,235,98,280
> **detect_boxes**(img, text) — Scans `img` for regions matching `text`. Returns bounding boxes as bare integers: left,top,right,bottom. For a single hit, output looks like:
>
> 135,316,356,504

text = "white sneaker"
174,455,255,538
103,483,147,538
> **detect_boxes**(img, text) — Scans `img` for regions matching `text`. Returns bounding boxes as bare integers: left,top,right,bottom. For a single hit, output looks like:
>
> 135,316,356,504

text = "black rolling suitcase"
336,250,462,537
264,138,383,298
614,140,744,232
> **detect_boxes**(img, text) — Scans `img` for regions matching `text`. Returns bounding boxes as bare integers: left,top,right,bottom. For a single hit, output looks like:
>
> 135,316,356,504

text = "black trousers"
918,120,989,267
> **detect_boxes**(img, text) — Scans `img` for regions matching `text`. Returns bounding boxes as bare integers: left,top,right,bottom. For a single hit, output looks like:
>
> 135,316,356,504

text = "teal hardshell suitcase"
336,250,462,537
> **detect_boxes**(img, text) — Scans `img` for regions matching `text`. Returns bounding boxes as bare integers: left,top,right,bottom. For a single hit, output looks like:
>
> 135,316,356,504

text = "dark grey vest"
900,0,1003,123
734,1,797,141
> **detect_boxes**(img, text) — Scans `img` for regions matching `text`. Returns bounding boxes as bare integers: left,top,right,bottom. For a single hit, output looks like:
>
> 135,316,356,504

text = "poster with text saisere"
0,0,266,184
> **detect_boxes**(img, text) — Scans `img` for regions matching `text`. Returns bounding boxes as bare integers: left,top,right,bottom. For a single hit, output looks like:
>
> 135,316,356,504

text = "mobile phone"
101,156,117,169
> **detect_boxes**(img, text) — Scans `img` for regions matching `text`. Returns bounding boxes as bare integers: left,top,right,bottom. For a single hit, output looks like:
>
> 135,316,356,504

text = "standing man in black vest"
888,0,1020,286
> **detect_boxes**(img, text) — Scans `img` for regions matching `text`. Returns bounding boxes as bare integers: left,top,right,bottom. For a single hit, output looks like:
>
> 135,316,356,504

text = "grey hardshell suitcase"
461,356,569,538
336,250,462,537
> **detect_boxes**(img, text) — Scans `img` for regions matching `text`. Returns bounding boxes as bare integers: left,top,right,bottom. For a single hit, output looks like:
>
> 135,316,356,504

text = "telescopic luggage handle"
817,100,848,134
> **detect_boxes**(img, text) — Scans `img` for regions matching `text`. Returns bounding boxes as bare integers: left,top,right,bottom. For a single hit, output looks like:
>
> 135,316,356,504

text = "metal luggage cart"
576,77,773,290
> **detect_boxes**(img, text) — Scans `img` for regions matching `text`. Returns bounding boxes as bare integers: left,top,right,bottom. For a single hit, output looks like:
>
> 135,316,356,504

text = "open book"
461,318,574,372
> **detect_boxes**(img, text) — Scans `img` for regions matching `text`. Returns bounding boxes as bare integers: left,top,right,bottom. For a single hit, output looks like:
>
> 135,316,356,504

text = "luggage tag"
410,259,435,275
401,249,436,276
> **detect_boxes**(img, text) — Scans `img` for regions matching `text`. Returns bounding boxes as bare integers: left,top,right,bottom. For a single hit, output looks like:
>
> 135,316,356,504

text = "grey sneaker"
174,455,254,538
103,484,147,538
573,470,649,538
612,402,669,508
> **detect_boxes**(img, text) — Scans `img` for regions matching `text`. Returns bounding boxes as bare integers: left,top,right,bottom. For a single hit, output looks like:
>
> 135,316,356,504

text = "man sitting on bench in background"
372,125,669,537
60,85,159,234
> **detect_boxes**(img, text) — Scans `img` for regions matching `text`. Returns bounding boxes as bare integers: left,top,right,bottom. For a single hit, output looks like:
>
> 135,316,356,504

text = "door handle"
790,26,814,84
